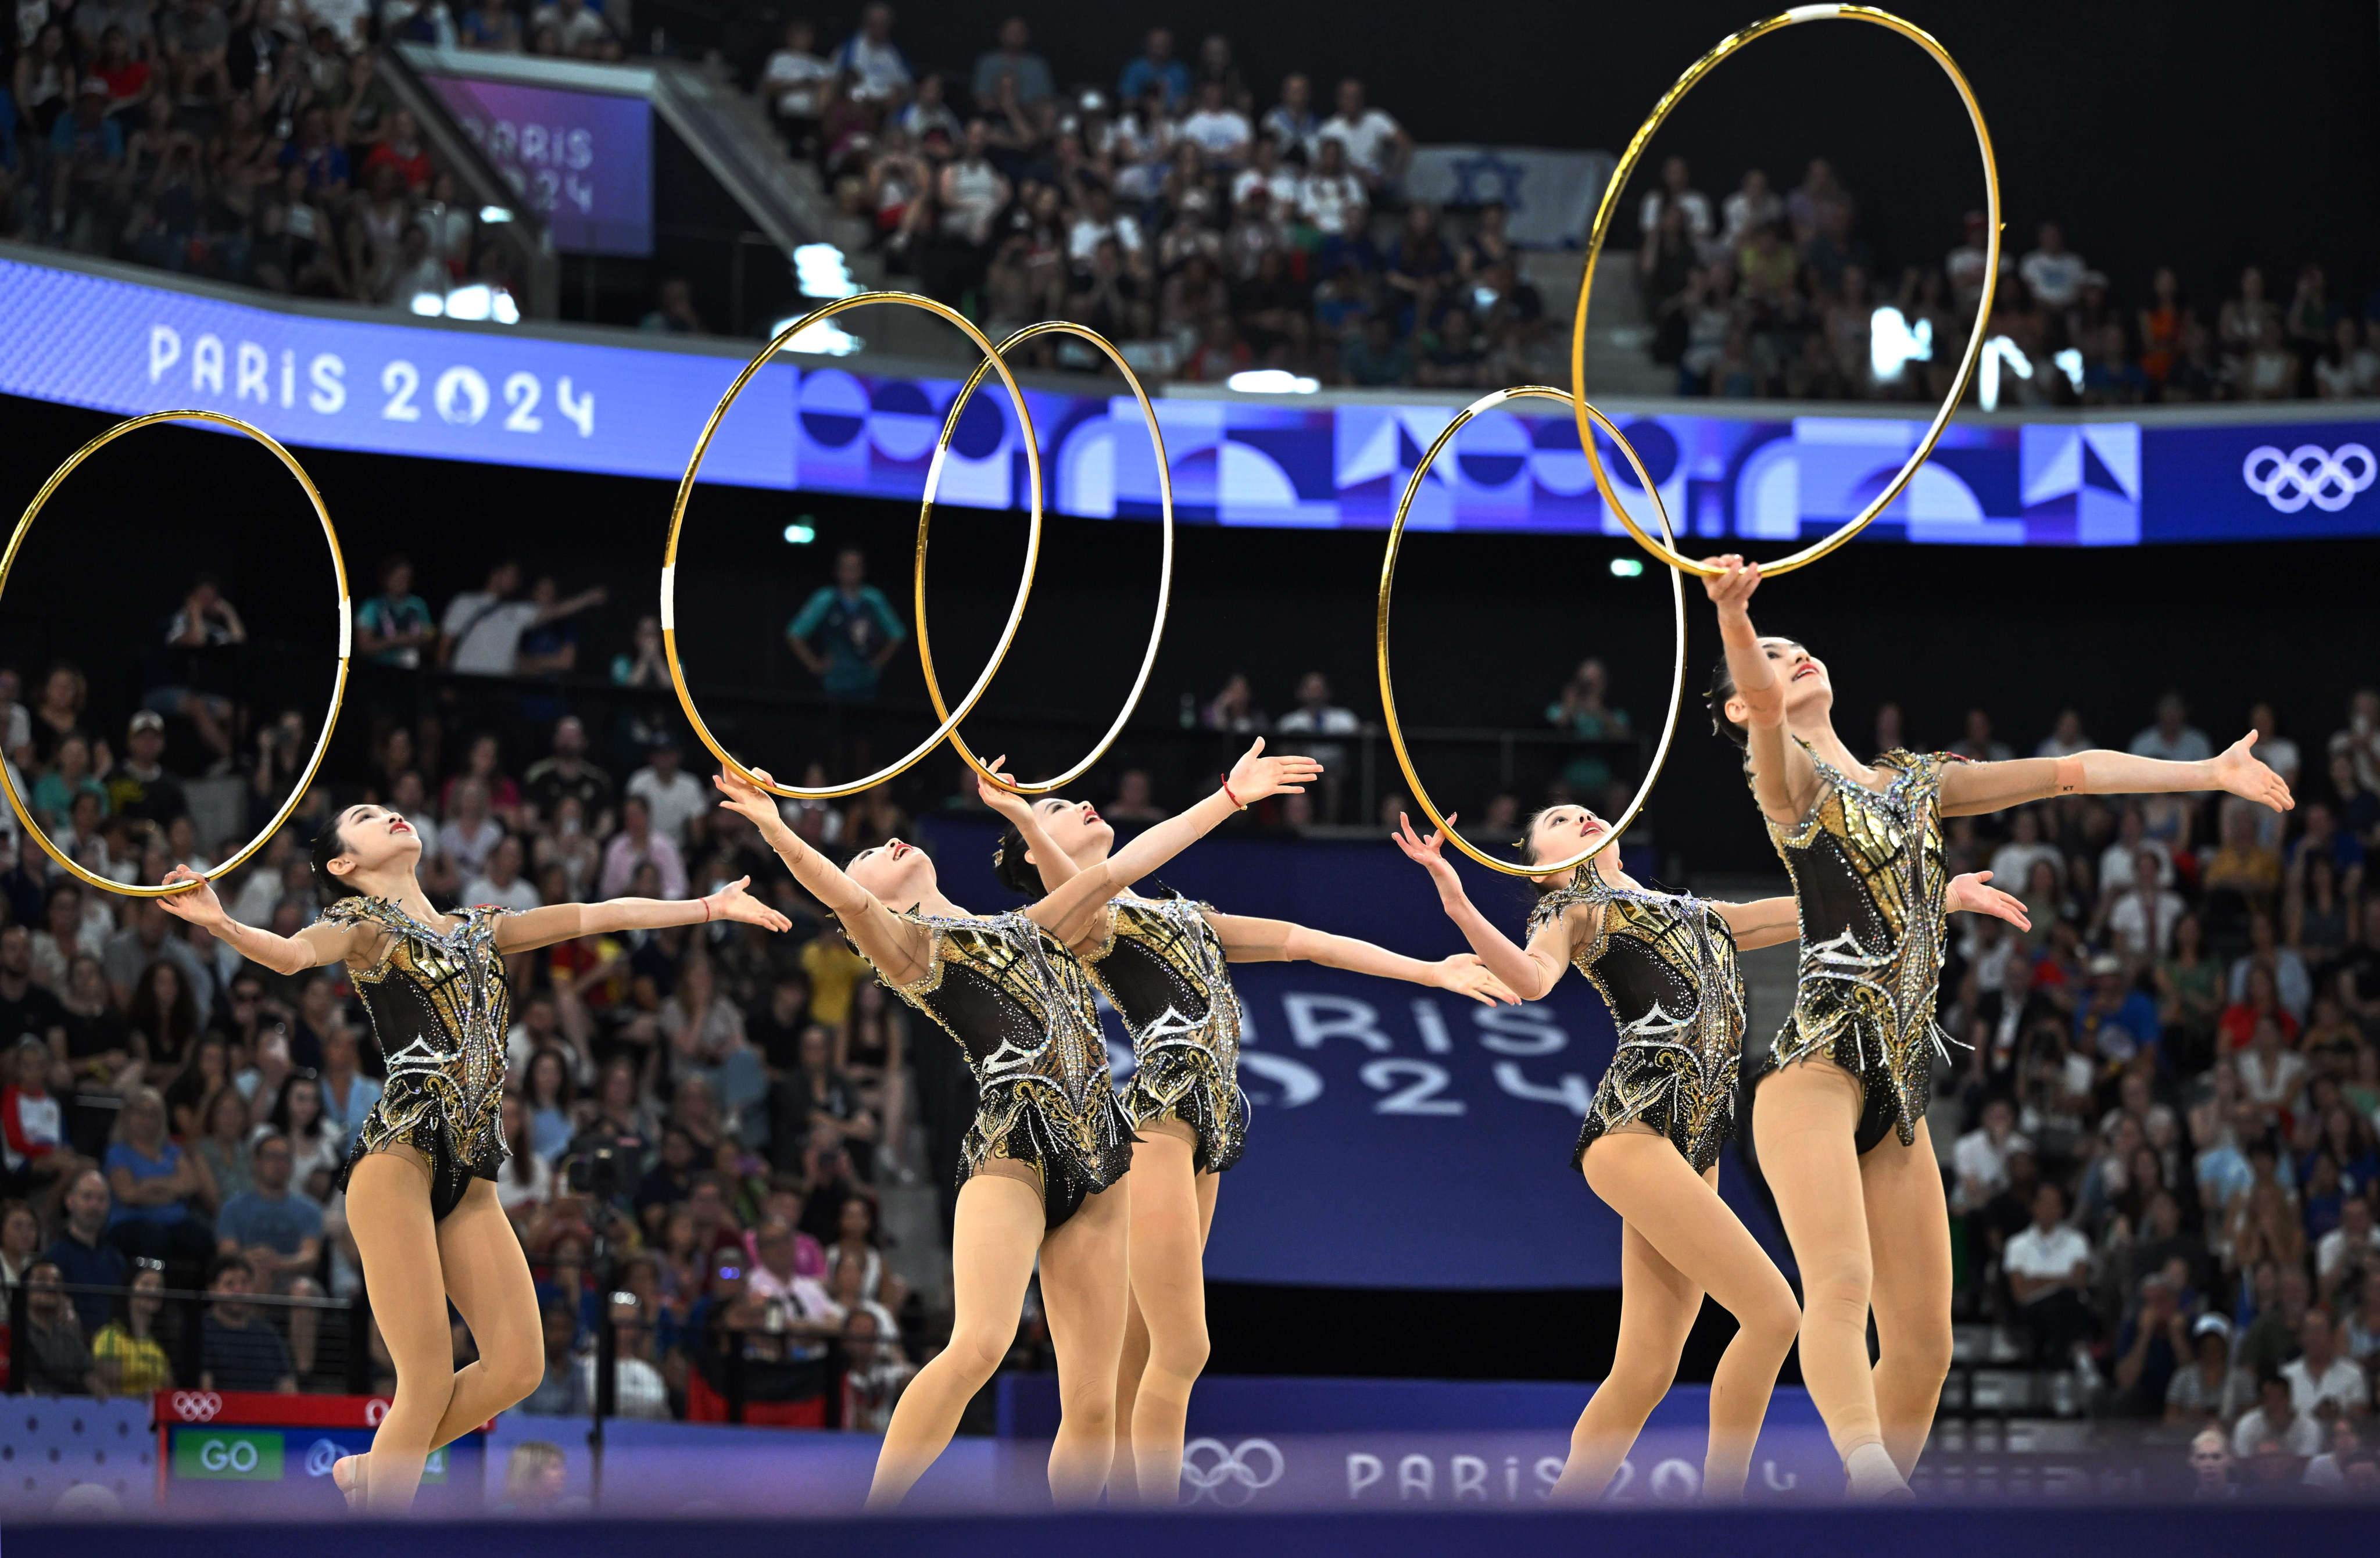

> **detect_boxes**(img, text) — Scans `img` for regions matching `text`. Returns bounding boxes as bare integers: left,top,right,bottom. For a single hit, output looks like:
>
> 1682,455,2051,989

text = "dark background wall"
675,0,2380,315
7,392,2373,880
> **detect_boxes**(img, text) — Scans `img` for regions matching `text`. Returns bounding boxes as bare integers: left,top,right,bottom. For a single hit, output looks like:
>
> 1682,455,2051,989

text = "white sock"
1844,1442,1910,1499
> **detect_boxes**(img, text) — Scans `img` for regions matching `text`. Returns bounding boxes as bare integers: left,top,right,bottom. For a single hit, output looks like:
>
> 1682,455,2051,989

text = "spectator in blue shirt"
1118,27,1189,110
356,553,436,670
48,79,124,232
213,1132,324,1287
2075,952,2161,1068
786,547,906,703
278,103,349,197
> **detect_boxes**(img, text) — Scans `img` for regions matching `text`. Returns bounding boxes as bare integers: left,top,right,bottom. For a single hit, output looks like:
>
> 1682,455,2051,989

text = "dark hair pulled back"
1706,652,1749,750
309,812,364,900
992,823,1176,904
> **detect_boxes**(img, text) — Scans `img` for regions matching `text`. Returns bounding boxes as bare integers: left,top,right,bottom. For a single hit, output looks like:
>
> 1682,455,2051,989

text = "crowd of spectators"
1634,154,2379,405
2,0,528,312
1933,690,2380,1486
729,11,1554,388
0,549,944,1426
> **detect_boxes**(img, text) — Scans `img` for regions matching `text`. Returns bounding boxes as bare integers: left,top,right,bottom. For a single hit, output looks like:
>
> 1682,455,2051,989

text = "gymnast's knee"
1736,1277,1803,1355
1887,1313,1955,1385
1058,1382,1117,1438
485,1345,545,1406
1798,1250,1874,1327
1144,1317,1209,1388
940,1321,1014,1385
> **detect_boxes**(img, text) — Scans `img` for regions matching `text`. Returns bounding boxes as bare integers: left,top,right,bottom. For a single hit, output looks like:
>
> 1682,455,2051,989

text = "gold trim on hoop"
660,292,1044,801
1571,4,2001,577
1376,388,1686,878
917,321,1172,796
0,410,350,897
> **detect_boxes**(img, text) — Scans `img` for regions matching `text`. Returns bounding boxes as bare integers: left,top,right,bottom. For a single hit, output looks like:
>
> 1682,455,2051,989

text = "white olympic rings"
2242,443,2376,514
1179,1437,1286,1505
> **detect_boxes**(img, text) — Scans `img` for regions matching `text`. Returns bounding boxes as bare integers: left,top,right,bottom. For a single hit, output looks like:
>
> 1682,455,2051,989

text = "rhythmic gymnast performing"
154,819,789,1511
981,773,1515,1504
1702,554,2294,1497
1393,801,2023,1498
710,742,1321,1509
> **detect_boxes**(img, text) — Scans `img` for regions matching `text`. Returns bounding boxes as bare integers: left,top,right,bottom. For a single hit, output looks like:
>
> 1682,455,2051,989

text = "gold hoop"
1377,388,1686,878
661,292,1043,801
1571,4,2001,577
917,321,1172,795
0,411,350,897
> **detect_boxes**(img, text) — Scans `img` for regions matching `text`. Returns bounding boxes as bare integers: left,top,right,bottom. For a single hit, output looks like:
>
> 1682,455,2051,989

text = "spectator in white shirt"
2232,1371,2325,1459
831,1,911,105
2105,848,2188,960
2236,1016,2307,1114
530,0,610,56
2004,1180,2095,1365
1232,137,1301,214
437,780,504,876
2317,1197,2379,1298
1952,1096,2024,1213
2331,687,2380,794
1637,155,1713,253
1989,808,2062,894
1317,77,1408,193
625,739,706,847
461,834,541,914
2099,806,2174,893
758,18,833,149
599,794,686,900
2130,691,2214,765
1178,79,1251,167
2034,708,2094,760
1297,137,1366,239
1717,167,1781,263
1065,180,1145,264
1259,71,1319,162
1275,671,1361,823
439,561,606,677
744,1217,844,1363
2280,1308,2371,1419
578,1293,671,1419
1944,209,2014,315
2018,221,2088,309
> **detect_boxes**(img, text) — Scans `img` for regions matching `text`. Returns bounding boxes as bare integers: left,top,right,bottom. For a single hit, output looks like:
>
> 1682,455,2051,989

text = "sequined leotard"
1755,744,1960,1153
1529,862,1745,1173
868,909,1133,1229
1087,896,1247,1174
324,897,514,1220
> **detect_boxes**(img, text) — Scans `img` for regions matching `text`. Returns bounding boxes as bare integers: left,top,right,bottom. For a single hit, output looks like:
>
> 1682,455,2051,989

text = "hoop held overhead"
1376,388,1687,878
0,410,350,897
661,292,1044,801
1571,5,2000,576
918,321,1172,795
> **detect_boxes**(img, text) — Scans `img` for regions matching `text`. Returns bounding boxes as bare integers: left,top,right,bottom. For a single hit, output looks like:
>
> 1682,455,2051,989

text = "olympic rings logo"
168,1391,224,1421
1179,1438,1286,1506
364,1398,392,1426
2242,443,2377,513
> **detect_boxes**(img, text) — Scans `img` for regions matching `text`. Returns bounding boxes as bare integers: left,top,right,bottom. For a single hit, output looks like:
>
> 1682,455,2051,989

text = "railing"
9,1279,367,1397
415,664,1649,839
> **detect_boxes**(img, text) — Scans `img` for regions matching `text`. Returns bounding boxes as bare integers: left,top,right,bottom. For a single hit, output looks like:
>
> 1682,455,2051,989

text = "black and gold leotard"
1755,744,1960,1153
1529,862,1745,1174
868,909,1133,1229
324,896,514,1220
1087,895,1246,1174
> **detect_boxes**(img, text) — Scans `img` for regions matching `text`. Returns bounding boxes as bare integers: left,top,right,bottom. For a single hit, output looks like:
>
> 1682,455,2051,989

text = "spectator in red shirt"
92,26,154,116
365,108,433,195
2218,962,2300,1051
1,1036,85,1215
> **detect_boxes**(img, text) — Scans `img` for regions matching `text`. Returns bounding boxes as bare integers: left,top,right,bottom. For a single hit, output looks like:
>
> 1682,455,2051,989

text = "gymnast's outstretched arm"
1389,812,1580,1001
713,768,937,986
1201,911,1516,1005
1939,737,2293,816
1025,740,1320,945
